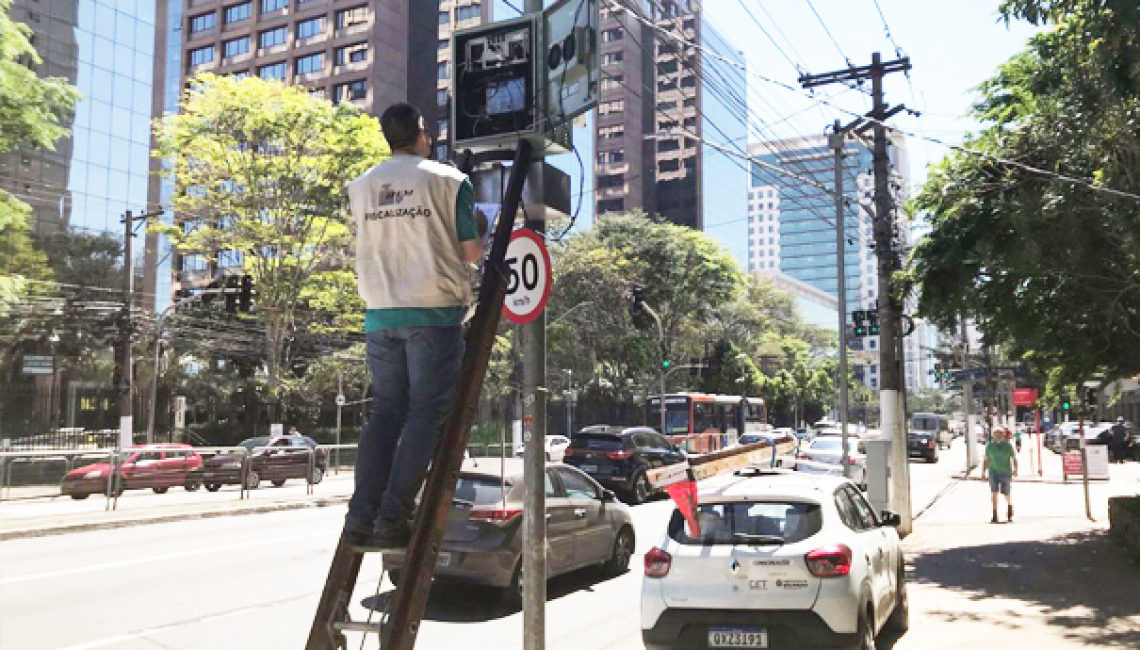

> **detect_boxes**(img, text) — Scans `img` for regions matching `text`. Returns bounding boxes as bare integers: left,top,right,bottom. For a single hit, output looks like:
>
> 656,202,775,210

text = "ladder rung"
332,621,383,634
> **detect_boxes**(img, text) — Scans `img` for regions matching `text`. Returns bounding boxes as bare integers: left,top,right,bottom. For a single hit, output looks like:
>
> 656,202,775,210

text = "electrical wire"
803,0,851,65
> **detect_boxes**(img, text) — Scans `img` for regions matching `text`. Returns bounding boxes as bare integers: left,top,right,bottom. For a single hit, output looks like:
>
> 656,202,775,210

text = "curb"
0,495,350,542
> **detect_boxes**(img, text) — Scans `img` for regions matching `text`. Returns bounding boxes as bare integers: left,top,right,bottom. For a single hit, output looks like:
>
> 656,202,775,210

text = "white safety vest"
349,153,472,310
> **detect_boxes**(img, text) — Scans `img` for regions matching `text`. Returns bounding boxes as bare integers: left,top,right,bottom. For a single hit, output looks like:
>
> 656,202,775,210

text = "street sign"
335,394,346,407
1012,388,1039,406
21,355,53,375
502,228,552,325
174,396,186,429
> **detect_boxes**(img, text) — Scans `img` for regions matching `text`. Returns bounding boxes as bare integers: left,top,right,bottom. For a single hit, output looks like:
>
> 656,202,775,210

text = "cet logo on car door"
557,467,613,566
837,485,891,625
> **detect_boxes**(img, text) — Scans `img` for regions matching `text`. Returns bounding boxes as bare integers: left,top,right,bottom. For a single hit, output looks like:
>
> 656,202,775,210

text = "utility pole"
960,314,978,471
117,209,162,450
521,4,546,649
830,120,852,479
802,52,912,533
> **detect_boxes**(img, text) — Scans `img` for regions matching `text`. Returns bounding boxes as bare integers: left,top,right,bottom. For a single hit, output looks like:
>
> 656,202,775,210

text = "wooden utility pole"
802,53,913,533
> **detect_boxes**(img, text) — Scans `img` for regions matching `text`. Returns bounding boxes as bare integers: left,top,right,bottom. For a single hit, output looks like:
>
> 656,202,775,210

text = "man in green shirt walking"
982,426,1019,523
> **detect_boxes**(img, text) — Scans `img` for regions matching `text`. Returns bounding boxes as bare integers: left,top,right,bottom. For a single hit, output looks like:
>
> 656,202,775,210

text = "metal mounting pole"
830,121,851,479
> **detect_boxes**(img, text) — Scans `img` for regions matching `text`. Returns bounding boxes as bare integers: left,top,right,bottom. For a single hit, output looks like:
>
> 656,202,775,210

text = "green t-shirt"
364,178,479,332
986,440,1016,475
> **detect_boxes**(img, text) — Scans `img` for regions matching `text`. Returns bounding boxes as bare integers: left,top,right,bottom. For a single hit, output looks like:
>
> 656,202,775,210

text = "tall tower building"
748,133,908,389
0,0,157,237
594,0,747,260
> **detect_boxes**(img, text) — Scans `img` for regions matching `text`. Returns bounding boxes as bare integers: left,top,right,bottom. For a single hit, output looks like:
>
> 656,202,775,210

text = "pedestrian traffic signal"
852,310,868,337
661,359,670,371
1084,387,1098,407
867,310,880,336
1062,394,1071,411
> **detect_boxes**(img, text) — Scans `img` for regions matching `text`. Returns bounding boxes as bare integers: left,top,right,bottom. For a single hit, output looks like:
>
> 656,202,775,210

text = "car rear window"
810,438,843,451
454,476,511,505
569,434,624,451
668,501,822,545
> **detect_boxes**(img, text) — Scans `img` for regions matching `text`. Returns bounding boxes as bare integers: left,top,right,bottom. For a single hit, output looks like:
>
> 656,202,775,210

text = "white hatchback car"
641,471,907,650
795,437,869,489
513,435,572,462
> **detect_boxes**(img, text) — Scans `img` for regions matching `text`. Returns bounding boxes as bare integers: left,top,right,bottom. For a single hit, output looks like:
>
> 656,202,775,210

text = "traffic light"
630,285,645,314
1084,386,1098,407
661,359,670,372
224,275,240,314
868,310,880,336
239,274,253,313
1062,394,1071,411
852,310,868,337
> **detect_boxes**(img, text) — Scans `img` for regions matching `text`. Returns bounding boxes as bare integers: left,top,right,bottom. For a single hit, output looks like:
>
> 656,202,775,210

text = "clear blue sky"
490,0,1042,226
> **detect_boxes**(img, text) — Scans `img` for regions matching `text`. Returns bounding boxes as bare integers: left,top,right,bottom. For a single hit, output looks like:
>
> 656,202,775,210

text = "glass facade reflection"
0,0,156,237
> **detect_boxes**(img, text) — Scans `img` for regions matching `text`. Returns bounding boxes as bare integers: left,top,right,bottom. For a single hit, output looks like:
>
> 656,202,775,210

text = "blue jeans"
988,471,1012,496
346,326,464,531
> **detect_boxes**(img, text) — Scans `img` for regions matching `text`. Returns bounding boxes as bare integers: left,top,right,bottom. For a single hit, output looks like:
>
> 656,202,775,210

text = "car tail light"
606,449,632,460
806,544,853,578
562,448,579,458
469,508,523,526
644,547,672,578
848,456,860,465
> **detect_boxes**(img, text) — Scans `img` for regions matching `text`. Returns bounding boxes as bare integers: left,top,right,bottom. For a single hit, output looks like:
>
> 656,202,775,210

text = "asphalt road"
0,447,965,650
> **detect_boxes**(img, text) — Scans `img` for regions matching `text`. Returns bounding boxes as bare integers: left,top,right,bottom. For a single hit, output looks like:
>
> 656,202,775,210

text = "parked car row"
59,437,328,499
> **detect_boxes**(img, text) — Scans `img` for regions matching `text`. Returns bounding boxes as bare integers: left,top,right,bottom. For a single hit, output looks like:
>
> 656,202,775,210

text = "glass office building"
0,0,156,237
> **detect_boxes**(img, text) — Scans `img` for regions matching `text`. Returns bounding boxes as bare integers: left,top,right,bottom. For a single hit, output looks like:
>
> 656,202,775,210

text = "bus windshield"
663,404,691,435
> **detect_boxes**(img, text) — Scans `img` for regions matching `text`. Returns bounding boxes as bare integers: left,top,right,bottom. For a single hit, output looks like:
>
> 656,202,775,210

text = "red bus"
645,393,768,453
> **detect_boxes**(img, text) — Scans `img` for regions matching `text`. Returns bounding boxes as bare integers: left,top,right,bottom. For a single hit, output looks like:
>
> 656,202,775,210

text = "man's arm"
455,179,483,265
1012,448,1018,476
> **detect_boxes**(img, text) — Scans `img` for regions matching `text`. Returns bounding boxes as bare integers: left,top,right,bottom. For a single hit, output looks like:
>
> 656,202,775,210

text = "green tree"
909,0,1140,384
155,74,388,399
0,0,79,311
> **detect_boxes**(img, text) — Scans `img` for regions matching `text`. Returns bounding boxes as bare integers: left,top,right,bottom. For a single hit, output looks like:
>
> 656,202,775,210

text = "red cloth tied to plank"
662,468,700,538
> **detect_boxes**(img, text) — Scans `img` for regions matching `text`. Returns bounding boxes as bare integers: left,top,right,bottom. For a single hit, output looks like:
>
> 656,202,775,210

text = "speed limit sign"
502,228,551,325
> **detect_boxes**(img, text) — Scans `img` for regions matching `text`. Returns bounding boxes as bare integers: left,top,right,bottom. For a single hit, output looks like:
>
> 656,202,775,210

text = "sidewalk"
0,472,354,541
891,449,1140,649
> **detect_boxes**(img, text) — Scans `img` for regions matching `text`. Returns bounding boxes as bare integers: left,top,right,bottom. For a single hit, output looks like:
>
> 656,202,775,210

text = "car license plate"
581,464,598,473
436,553,451,568
708,628,767,648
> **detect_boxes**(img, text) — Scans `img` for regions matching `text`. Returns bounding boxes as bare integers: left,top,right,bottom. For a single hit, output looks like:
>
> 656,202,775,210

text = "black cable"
804,0,851,65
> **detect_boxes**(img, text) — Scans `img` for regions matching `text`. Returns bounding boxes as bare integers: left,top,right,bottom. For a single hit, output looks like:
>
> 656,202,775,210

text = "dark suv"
191,435,328,490
563,426,686,505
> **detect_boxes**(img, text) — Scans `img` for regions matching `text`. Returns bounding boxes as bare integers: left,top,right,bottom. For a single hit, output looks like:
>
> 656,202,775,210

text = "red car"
61,444,203,499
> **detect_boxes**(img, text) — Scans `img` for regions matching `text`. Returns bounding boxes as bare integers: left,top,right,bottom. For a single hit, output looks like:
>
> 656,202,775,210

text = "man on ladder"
344,102,483,550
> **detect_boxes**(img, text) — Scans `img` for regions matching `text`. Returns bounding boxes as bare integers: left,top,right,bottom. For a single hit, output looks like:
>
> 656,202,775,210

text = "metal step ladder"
305,142,535,650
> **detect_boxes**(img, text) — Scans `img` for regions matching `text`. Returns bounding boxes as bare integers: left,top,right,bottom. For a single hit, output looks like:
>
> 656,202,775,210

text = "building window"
337,6,369,29
598,174,624,189
437,10,449,24
297,17,325,39
436,89,448,105
335,42,368,65
297,0,318,5
602,51,623,66
224,3,251,23
189,45,215,66
598,99,624,115
262,0,287,12
296,52,324,75
599,125,624,140
658,139,679,152
223,37,250,58
334,80,367,102
260,26,287,48
597,198,623,213
259,62,287,80
437,62,448,79
601,76,623,92
456,5,481,21
189,12,216,33
438,39,449,51
232,70,250,79
659,159,679,173
656,100,677,111
602,28,622,42
596,149,624,164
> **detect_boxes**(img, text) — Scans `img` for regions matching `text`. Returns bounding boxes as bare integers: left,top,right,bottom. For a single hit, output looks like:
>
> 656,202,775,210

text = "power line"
804,0,851,65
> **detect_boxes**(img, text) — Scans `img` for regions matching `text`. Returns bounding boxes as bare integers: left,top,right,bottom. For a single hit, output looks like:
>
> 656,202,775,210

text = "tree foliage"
909,0,1140,384
154,74,388,397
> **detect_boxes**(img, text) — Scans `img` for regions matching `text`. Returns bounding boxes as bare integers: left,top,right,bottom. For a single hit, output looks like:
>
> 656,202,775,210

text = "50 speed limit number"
502,228,551,325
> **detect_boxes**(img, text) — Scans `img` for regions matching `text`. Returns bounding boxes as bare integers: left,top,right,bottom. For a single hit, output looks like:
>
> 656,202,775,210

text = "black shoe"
348,519,411,552
1008,505,1014,522
991,513,999,524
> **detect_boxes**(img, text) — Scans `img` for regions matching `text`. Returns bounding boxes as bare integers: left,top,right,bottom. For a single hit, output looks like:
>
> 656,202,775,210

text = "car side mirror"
880,510,901,527
601,489,616,502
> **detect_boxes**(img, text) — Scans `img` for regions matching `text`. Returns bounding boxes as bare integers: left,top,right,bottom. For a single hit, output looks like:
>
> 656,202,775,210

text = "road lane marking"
0,531,330,585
